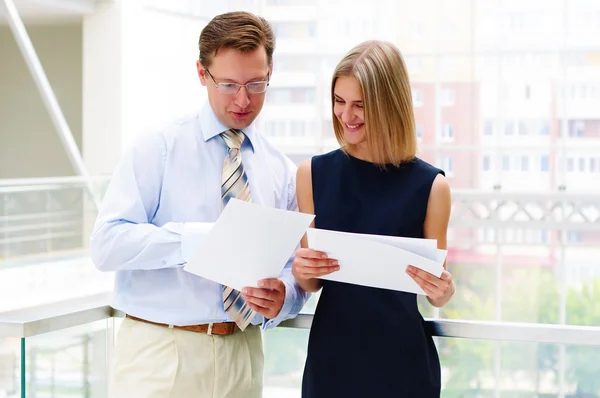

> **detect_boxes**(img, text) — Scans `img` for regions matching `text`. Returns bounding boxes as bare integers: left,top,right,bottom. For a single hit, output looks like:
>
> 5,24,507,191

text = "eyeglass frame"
204,68,270,94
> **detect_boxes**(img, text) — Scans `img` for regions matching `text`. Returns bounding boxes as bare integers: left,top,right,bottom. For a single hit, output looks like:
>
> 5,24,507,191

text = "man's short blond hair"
199,11,275,68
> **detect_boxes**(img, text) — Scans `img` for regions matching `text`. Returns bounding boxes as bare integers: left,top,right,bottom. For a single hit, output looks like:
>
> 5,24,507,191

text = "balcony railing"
1,294,600,397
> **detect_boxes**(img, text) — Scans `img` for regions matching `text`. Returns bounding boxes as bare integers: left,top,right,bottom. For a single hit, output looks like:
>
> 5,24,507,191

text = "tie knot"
220,129,245,150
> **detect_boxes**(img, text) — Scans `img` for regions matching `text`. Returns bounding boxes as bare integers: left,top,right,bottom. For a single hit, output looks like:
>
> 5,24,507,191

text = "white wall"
0,23,82,178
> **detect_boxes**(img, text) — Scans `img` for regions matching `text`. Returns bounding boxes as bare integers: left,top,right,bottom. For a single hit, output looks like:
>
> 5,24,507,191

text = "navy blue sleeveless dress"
302,149,444,398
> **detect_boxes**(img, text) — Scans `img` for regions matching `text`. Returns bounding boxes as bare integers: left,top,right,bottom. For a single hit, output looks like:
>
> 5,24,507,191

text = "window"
521,156,529,171
541,155,549,172
591,158,598,173
579,157,586,172
267,87,316,104
274,54,315,73
570,121,585,137
411,22,425,39
484,120,494,136
406,57,423,74
290,120,306,136
441,57,457,73
541,229,550,244
486,228,496,243
567,157,574,172
264,120,287,137
482,155,491,171
509,13,525,30
344,19,372,36
502,156,510,171
416,124,423,141
567,120,584,137
441,88,455,107
518,121,528,135
440,124,454,141
504,121,515,135
567,231,582,243
570,84,578,99
272,22,316,38
265,121,277,137
540,121,550,135
439,156,454,174
412,88,423,107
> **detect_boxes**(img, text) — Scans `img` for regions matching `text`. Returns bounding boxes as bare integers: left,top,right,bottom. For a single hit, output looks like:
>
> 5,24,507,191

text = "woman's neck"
346,143,373,163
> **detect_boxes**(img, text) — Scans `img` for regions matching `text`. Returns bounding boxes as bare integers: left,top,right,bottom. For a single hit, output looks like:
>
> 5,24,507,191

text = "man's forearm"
90,221,185,272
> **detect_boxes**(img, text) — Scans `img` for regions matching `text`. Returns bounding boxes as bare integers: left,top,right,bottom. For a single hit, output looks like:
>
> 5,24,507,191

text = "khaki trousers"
109,317,263,398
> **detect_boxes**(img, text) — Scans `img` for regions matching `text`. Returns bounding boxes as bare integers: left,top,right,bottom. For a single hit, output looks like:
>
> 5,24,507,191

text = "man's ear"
197,60,207,86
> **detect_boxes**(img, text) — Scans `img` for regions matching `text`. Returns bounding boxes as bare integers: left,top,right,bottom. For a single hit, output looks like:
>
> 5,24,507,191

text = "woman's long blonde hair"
332,40,417,166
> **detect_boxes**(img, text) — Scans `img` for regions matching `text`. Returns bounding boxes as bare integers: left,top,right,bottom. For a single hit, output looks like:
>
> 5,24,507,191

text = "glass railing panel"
439,338,497,397
21,319,109,398
0,178,109,261
264,330,600,398
0,178,113,313
441,340,600,397
263,327,309,398
0,336,21,398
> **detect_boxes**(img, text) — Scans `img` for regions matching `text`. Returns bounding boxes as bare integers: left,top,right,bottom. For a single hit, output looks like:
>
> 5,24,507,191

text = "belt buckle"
207,323,214,335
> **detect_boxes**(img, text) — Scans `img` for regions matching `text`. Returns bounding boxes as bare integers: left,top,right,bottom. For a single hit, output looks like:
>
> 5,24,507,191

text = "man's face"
197,46,272,130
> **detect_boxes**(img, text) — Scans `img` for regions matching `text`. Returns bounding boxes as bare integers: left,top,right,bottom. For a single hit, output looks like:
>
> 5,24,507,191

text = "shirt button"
161,260,167,265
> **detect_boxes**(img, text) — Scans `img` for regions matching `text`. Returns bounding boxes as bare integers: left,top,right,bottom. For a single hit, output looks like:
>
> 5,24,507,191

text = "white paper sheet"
184,199,314,291
307,228,446,295
331,230,446,263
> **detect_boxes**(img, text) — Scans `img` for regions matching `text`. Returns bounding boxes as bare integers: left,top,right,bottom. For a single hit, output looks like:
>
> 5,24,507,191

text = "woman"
292,40,455,397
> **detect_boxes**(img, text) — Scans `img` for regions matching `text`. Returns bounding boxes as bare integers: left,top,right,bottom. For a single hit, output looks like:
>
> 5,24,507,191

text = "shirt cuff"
260,280,299,330
181,222,214,263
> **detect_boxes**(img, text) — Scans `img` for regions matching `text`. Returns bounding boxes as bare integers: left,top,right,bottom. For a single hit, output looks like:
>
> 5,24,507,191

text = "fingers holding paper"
406,265,455,306
292,248,340,280
242,278,286,319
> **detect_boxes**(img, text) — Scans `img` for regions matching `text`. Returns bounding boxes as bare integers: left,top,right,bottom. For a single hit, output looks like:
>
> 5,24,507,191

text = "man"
90,11,309,398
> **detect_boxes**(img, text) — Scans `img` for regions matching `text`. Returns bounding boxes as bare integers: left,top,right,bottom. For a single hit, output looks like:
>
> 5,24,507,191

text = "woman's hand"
292,248,339,292
406,265,455,307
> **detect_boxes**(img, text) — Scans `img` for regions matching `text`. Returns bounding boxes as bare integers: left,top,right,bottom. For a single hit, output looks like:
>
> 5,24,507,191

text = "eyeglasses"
205,69,270,94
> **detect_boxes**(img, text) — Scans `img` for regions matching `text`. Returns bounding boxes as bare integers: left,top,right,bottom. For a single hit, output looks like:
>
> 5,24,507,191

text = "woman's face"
333,76,366,147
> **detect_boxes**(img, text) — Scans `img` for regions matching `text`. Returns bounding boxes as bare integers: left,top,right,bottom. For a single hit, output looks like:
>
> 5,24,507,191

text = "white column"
82,0,126,177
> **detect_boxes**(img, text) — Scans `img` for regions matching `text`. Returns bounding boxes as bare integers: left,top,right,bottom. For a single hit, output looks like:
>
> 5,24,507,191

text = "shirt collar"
200,104,256,152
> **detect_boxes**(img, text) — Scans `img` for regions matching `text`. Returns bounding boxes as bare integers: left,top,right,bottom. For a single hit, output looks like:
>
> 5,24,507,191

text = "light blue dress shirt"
90,105,309,329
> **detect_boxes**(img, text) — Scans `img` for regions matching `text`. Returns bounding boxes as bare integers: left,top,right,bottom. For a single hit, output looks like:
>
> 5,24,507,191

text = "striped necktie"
220,128,256,331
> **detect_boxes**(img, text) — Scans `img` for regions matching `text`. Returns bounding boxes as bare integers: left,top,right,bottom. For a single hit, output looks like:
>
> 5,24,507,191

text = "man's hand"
241,278,286,319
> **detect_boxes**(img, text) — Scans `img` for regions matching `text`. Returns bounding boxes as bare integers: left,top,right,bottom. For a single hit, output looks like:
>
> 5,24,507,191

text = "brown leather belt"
126,314,239,335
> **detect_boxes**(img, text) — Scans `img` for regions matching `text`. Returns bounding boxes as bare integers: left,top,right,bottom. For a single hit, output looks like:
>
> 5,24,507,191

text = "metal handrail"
1,176,599,198
1,294,600,346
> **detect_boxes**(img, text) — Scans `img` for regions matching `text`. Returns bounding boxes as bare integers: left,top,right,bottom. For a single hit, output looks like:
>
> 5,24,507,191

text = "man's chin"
228,116,254,129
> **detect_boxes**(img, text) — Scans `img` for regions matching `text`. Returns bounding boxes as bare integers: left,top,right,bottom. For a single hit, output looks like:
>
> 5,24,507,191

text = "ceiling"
0,0,105,25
